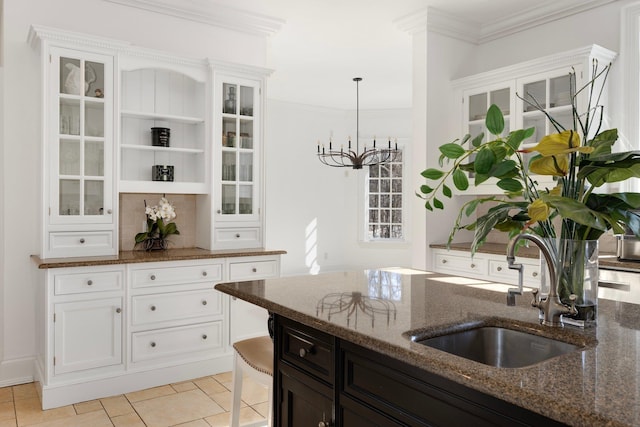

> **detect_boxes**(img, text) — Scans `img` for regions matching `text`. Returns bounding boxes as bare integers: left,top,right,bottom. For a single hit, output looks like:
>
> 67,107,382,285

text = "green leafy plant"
134,197,180,249
418,62,640,255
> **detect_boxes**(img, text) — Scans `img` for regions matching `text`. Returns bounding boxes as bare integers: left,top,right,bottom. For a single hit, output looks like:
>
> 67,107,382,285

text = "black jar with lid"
151,127,170,147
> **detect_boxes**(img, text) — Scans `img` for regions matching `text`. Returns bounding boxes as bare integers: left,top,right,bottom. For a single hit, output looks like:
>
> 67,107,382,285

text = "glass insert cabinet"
49,47,114,225
217,77,260,221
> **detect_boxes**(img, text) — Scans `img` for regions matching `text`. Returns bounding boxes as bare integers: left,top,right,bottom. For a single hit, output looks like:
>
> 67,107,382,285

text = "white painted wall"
1,0,267,386
264,100,414,275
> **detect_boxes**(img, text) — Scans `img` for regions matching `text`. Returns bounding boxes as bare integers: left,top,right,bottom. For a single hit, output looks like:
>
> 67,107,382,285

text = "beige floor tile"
171,381,197,393
0,402,14,422
133,389,224,427
73,399,103,414
205,406,265,427
14,397,75,426
252,401,270,418
193,377,226,395
0,418,16,427
203,411,229,427
11,384,37,401
173,419,210,427
0,389,13,404
238,406,266,426
125,385,175,403
212,371,232,386
209,390,236,412
100,395,134,417
239,379,268,406
111,412,146,427
24,409,112,427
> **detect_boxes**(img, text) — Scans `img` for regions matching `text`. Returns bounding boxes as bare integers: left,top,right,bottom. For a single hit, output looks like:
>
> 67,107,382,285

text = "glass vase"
541,238,599,327
143,237,168,251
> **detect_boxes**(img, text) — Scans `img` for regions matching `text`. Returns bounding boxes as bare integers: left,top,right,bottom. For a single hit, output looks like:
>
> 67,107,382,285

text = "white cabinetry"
35,253,281,409
454,45,616,194
119,56,209,194
30,27,118,258
213,72,268,249
432,248,541,288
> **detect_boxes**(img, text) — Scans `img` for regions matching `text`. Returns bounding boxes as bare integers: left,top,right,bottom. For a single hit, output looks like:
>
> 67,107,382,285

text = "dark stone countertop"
216,268,640,427
32,247,287,269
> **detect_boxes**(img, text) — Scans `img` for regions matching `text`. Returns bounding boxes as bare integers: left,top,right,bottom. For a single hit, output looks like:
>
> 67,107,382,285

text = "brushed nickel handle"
150,305,156,311
299,348,307,358
202,334,207,340
87,280,93,286
202,300,207,306
470,263,476,268
252,267,257,273
235,234,241,238
497,266,502,271
202,271,207,277
107,209,112,214
150,274,156,280
442,259,447,264
532,271,538,277
115,308,121,314
150,342,156,348
79,238,85,244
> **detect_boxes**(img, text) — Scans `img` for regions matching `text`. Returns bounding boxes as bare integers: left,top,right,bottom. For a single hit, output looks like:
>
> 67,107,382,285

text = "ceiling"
113,0,617,109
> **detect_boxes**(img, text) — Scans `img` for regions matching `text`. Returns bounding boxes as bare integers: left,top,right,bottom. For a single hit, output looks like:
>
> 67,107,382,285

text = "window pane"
392,210,402,224
369,195,378,208
369,179,379,192
365,149,403,240
369,165,380,178
369,210,378,223
380,195,390,208
380,164,390,178
380,179,390,192
392,179,402,192
392,164,403,177
392,195,402,208
380,209,390,223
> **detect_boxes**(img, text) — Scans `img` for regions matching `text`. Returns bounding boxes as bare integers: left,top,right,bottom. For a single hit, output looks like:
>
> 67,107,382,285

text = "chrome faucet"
506,233,577,327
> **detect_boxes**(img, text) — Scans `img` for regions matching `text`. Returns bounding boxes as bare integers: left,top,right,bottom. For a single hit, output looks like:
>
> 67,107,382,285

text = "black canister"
151,127,170,147
152,165,174,181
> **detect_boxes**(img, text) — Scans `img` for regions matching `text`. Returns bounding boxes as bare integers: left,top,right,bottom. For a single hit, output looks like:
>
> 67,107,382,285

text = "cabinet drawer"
49,231,113,257
131,321,223,363
280,321,333,384
131,263,223,289
54,269,123,295
229,259,278,281
434,251,487,277
489,258,541,287
131,289,222,326
215,228,260,245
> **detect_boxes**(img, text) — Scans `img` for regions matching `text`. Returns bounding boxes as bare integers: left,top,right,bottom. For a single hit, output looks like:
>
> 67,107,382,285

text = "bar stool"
230,336,273,427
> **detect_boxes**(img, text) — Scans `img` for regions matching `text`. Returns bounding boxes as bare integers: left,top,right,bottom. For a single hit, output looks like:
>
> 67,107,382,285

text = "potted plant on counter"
135,197,180,251
418,62,640,326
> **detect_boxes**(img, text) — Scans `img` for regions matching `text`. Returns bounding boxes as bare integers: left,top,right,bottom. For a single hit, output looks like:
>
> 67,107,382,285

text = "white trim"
397,1,619,44
620,2,640,192
0,357,35,388
102,0,284,37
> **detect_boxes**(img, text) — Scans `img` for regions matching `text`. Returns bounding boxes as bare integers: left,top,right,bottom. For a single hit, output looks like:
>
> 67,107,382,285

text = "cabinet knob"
150,305,156,311
107,209,112,214
252,267,257,273
202,334,207,340
532,271,538,277
150,342,156,348
470,263,476,269
202,300,207,306
116,308,121,314
497,266,502,272
442,259,447,264
318,421,332,427
150,274,156,280
79,238,85,244
299,348,307,358
235,234,241,238
202,271,207,277
217,210,221,214
87,280,93,286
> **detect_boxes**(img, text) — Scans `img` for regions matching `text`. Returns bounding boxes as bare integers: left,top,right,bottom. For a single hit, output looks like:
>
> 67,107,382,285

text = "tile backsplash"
119,193,197,251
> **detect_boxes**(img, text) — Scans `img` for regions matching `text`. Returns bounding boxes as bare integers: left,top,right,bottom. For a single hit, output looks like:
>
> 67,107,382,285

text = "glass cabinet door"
52,50,112,223
220,81,258,218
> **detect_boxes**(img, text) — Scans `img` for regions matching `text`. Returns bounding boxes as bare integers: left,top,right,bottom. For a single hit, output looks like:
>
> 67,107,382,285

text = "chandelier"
317,77,400,169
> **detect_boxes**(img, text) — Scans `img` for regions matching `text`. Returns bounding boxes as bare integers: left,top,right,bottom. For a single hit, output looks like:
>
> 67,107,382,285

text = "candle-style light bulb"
329,138,332,150
317,140,320,153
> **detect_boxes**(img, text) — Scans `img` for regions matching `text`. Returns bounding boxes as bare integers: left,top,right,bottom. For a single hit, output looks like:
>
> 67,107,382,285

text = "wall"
264,100,414,275
1,0,268,386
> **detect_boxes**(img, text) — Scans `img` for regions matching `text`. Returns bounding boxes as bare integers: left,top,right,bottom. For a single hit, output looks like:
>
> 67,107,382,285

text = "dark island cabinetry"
274,315,566,427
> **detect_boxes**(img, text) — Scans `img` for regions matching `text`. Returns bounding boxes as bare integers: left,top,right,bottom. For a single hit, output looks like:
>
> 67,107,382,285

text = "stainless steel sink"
413,326,581,368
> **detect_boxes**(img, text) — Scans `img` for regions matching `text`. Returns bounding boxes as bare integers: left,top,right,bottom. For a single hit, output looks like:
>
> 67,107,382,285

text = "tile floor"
0,371,269,427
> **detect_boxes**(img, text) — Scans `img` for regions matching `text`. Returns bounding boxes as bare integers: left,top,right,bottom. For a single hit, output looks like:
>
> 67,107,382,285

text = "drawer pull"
532,272,538,277
318,422,332,427
497,266,502,271
115,308,121,314
150,305,156,311
299,346,314,358
202,300,207,306
79,238,85,244
87,280,93,286
150,274,156,280
442,259,447,264
202,334,207,340
252,267,257,273
150,342,156,348
235,234,241,238
202,271,207,277
470,263,476,269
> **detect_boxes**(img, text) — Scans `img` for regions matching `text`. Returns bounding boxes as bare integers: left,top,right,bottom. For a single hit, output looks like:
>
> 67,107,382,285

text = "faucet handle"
531,288,540,308
567,294,578,316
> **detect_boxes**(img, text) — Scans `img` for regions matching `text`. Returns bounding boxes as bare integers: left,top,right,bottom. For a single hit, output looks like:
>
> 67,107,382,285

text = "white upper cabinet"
119,56,210,194
453,45,617,195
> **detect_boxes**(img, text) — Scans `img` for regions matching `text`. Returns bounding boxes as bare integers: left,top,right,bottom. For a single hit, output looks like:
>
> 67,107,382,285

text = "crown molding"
102,0,284,37
397,0,619,44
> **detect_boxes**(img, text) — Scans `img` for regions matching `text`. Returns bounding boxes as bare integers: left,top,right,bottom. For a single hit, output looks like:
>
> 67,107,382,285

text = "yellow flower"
529,154,569,176
523,130,593,156
527,199,550,223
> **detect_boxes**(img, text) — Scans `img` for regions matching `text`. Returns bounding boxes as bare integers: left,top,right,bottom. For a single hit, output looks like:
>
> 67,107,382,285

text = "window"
366,150,404,240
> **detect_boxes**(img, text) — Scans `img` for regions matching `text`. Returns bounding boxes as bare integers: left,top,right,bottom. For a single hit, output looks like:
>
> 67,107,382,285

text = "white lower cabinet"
36,254,281,409
432,248,541,288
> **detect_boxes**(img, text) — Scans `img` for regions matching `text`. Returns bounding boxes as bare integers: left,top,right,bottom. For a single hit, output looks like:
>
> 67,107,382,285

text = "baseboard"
39,354,233,409
0,356,35,388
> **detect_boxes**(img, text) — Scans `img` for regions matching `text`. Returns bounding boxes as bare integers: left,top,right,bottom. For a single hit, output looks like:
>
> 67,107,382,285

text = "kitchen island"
215,268,640,426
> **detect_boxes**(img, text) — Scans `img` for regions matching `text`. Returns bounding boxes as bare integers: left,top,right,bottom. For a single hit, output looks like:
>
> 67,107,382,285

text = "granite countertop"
216,269,640,427
31,247,287,269
430,241,640,271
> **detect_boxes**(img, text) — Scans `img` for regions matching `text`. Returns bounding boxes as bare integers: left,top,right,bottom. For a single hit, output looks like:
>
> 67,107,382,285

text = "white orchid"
135,197,180,249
